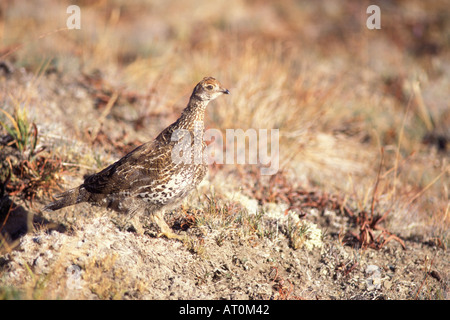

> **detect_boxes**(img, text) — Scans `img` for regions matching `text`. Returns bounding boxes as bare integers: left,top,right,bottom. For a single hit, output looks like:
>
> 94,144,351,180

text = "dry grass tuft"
0,0,448,300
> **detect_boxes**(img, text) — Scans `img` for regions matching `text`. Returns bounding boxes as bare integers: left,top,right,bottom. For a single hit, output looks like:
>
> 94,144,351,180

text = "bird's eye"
206,85,214,90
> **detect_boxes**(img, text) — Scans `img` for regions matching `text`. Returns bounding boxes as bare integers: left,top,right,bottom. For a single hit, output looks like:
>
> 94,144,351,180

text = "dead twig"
89,91,119,144
414,255,436,300
269,267,302,300
347,149,406,250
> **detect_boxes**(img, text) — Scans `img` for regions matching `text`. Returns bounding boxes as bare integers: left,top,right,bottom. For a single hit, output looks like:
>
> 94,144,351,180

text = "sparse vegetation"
0,0,448,300
0,100,65,204
0,105,38,156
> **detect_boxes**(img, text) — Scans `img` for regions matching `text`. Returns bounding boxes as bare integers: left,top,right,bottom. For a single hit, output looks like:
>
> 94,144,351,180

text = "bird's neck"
156,96,208,144
177,97,208,131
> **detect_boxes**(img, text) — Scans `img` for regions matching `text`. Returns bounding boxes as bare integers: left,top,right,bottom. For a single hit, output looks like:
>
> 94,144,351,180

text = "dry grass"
0,0,448,299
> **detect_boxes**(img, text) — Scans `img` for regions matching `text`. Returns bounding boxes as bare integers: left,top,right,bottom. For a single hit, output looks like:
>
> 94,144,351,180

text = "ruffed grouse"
44,77,230,240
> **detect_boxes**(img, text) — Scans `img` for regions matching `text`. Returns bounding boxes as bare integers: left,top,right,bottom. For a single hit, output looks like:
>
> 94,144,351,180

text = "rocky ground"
0,0,448,300
0,196,447,300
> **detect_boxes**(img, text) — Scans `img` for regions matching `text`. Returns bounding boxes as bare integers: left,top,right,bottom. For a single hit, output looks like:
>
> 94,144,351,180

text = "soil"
0,194,447,300
0,51,448,301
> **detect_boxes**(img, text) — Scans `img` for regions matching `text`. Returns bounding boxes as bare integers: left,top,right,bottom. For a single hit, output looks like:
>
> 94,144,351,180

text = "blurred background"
0,0,448,238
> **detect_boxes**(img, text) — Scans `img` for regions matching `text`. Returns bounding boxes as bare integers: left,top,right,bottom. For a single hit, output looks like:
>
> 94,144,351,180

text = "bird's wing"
82,140,176,195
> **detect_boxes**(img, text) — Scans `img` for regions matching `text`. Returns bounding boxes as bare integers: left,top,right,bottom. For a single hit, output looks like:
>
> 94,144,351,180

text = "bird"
44,77,230,240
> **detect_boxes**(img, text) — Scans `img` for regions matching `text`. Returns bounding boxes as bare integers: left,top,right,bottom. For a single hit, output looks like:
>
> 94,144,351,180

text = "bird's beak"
222,88,230,95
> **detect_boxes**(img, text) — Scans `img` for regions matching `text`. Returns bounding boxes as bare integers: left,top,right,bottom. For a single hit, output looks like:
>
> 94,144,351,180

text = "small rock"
366,265,381,275
365,265,382,290
383,280,392,290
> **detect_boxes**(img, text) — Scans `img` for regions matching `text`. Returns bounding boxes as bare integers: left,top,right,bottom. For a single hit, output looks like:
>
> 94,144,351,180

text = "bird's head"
191,77,230,102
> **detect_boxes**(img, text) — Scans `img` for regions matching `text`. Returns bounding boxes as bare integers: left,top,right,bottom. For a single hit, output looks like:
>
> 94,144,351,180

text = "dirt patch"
0,198,447,300
0,0,448,300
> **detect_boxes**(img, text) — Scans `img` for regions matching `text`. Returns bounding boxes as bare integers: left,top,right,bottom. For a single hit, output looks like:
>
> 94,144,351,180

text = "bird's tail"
43,186,88,212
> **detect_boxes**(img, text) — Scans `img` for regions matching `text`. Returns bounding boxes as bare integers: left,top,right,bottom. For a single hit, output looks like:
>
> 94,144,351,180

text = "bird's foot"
153,212,185,242
157,230,185,242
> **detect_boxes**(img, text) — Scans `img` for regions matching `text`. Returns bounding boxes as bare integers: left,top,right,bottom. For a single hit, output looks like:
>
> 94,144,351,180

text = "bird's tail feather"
43,187,87,212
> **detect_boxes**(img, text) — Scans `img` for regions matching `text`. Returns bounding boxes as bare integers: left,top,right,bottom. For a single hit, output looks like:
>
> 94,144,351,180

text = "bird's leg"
127,214,145,235
152,211,184,241
115,207,144,234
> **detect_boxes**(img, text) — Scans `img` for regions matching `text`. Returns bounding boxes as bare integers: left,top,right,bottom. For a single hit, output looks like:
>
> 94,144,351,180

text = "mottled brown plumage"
44,77,229,239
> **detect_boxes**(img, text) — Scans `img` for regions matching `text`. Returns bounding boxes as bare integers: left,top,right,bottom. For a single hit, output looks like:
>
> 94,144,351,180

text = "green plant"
1,100,65,203
0,100,38,158
286,216,311,250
